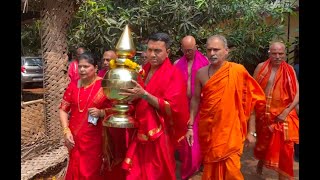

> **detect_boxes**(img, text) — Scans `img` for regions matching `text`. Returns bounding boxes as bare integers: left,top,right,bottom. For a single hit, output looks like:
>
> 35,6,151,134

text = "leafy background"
21,0,298,74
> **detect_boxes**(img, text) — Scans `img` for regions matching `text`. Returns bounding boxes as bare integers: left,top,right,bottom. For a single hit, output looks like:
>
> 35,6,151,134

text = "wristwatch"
250,132,257,137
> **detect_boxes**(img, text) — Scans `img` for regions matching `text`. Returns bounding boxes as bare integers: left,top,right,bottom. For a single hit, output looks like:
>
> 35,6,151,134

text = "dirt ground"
185,146,299,180
34,146,299,180
24,88,299,180
22,87,45,102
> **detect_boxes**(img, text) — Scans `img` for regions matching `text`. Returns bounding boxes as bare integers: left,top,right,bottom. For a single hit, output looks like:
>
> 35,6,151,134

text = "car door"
24,57,43,77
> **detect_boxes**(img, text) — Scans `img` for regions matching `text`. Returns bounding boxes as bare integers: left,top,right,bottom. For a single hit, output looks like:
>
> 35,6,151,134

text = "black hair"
78,52,98,66
148,32,172,49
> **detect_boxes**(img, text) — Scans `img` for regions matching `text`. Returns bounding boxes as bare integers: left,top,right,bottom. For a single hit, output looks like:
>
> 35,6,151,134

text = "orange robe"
254,60,299,179
199,62,266,180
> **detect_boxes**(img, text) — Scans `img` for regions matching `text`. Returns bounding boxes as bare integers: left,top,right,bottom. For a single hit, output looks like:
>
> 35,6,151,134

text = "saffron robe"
199,62,265,179
122,58,189,180
254,60,299,178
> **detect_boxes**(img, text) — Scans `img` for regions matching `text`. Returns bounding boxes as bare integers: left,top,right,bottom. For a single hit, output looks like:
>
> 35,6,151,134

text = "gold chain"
78,80,96,113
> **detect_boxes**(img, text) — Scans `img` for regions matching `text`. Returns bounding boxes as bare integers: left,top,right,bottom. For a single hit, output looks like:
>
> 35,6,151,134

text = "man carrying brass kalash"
101,27,189,180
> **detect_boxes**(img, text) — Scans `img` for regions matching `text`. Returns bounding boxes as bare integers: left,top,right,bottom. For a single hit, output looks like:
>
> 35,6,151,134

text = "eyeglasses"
141,56,147,59
102,58,111,61
181,48,195,54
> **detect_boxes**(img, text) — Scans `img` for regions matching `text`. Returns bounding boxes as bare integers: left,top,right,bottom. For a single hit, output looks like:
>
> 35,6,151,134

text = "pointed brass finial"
115,25,136,61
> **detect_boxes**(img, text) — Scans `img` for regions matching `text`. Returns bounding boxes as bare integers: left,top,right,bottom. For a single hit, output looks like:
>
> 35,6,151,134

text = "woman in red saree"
59,52,111,180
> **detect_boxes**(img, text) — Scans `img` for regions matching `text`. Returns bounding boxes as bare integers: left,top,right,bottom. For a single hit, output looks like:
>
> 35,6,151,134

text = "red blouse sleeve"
59,82,76,112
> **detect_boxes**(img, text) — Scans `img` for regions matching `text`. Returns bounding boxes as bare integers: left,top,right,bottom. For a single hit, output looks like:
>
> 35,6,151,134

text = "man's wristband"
142,91,148,99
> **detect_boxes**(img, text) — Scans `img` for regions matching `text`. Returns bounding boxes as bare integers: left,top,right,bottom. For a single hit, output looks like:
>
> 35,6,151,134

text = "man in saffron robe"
98,50,117,78
187,35,266,180
119,32,189,180
253,42,299,180
68,47,85,84
174,35,209,180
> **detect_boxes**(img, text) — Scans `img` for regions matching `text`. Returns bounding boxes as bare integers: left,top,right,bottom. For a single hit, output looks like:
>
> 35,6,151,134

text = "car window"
25,58,43,66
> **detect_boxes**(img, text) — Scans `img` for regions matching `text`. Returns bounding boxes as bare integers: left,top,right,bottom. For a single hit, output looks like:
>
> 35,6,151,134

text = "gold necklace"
78,79,96,113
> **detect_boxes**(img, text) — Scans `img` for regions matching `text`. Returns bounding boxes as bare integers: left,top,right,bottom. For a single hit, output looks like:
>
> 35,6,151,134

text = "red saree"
254,60,299,179
60,77,111,180
103,127,136,179
122,58,189,180
199,62,265,179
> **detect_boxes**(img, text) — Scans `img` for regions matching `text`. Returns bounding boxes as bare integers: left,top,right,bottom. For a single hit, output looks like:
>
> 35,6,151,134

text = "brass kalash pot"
102,25,140,128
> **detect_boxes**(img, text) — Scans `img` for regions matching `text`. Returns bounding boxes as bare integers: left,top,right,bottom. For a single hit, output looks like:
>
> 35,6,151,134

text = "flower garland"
109,59,117,69
109,59,145,78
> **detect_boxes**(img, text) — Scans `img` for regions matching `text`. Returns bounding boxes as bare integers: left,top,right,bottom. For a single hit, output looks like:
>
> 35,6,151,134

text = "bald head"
181,36,196,47
269,42,286,51
181,35,197,61
268,41,286,65
102,50,117,68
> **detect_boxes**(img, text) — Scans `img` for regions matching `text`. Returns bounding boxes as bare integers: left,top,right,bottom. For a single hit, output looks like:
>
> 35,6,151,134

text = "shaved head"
181,35,196,47
103,50,117,59
102,50,117,68
269,41,286,51
180,35,197,61
268,41,286,65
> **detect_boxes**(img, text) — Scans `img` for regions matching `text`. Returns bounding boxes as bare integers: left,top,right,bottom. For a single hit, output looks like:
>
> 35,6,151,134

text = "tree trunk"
41,0,78,141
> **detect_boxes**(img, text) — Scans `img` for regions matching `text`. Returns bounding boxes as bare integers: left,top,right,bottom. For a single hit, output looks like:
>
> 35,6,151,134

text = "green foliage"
21,20,42,56
67,0,123,56
22,0,297,74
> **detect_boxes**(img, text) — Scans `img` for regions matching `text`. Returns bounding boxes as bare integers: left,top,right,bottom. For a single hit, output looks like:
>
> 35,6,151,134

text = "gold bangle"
63,127,71,135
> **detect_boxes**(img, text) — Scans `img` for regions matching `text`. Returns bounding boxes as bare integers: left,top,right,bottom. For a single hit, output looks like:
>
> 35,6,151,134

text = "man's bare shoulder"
197,64,210,75
252,62,265,78
256,62,265,70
